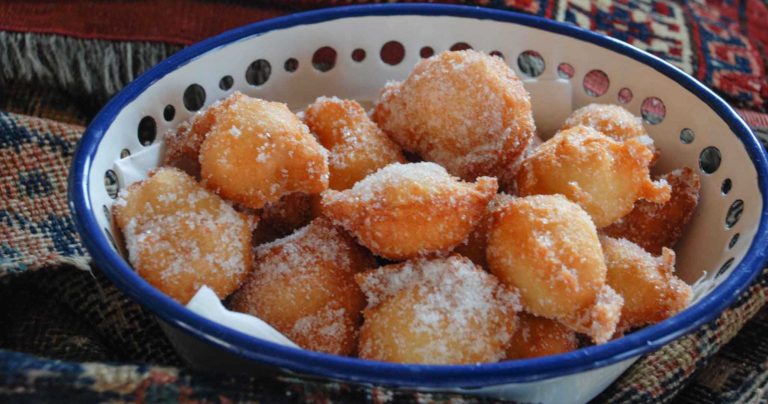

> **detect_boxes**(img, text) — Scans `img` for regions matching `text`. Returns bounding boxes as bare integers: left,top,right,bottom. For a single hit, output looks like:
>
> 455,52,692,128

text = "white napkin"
186,286,299,349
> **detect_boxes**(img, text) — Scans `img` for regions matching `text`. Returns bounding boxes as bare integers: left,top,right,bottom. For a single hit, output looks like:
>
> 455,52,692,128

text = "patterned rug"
1,1,767,402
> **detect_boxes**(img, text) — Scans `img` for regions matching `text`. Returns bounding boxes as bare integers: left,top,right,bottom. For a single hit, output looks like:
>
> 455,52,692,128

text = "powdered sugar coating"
356,255,520,364
561,103,647,142
199,93,329,210
516,125,670,228
601,235,692,335
322,162,498,259
372,50,535,187
304,96,405,190
603,168,701,254
229,217,375,355
113,167,252,304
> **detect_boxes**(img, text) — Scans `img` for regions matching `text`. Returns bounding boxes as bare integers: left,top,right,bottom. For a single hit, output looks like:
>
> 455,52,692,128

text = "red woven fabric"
0,0,285,45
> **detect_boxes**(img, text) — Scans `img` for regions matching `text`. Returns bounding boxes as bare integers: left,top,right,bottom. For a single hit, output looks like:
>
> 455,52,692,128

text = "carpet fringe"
0,31,181,103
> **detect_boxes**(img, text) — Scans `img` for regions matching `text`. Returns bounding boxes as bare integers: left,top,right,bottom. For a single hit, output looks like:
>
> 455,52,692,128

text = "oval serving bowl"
68,4,768,403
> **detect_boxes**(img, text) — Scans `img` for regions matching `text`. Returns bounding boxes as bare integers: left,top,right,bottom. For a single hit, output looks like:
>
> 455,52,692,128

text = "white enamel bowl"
69,4,768,403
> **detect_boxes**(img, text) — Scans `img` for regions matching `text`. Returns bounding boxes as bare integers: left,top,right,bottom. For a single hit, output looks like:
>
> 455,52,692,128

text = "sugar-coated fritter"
602,168,701,255
163,95,239,178
373,50,535,187
561,104,647,142
486,194,623,344
304,96,405,190
506,313,578,360
516,125,670,228
322,162,498,260
199,94,328,210
229,217,375,355
600,235,692,335
113,167,252,304
355,255,519,364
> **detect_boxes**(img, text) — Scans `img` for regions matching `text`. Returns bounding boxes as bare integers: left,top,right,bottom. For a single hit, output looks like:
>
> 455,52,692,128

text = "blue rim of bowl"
69,3,768,388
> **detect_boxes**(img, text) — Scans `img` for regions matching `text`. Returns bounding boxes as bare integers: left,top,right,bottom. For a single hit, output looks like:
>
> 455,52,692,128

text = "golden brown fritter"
199,94,328,210
304,96,405,190
356,255,519,364
600,235,692,334
229,217,376,355
516,125,670,228
163,94,240,178
113,167,252,304
506,313,578,360
373,50,535,187
322,162,497,260
486,194,623,344
602,168,701,255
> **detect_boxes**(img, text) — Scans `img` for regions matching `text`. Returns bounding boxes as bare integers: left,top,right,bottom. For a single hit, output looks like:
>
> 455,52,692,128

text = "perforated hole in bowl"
420,46,434,58
284,58,298,73
312,47,337,72
729,233,740,249
517,50,545,78
557,62,574,79
137,116,156,146
583,69,609,97
219,75,234,91
381,41,405,65
641,97,666,125
183,84,206,111
726,200,744,228
618,87,633,104
163,105,175,122
699,146,722,174
680,128,695,144
490,51,504,60
352,49,366,62
717,258,735,277
450,42,472,51
721,178,732,195
104,169,118,199
246,60,272,85
120,149,131,159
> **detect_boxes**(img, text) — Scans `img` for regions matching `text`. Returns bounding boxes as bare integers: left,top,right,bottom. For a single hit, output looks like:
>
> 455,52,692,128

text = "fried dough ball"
516,126,670,228
113,167,252,304
199,94,328,210
372,50,535,186
304,96,406,190
321,162,498,260
561,104,647,142
600,236,692,334
486,194,623,343
603,168,701,255
506,313,578,360
355,255,519,364
163,95,239,178
229,217,375,355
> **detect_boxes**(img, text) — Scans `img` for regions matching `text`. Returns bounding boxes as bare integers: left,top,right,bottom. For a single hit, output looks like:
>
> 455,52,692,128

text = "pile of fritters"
114,50,697,363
